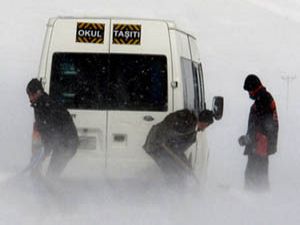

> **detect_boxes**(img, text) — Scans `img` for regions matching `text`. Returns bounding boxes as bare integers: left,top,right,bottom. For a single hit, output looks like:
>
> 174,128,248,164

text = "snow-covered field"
1,0,300,224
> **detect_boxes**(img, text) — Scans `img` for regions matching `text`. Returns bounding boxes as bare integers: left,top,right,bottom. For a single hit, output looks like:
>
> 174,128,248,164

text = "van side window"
181,58,203,112
50,53,168,111
194,62,205,111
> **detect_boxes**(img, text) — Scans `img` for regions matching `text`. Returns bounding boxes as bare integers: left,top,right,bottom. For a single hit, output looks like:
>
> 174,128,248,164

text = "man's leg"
46,146,76,179
149,150,189,186
245,155,252,189
245,154,269,191
254,156,269,191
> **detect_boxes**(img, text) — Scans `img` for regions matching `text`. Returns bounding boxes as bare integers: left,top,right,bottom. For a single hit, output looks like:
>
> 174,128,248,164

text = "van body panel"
169,30,189,111
71,110,107,164
49,18,110,52
188,37,201,63
38,24,53,83
110,19,171,54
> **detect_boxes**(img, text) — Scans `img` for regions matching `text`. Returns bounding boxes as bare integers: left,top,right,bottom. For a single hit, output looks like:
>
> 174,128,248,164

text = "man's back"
143,109,197,154
33,93,78,149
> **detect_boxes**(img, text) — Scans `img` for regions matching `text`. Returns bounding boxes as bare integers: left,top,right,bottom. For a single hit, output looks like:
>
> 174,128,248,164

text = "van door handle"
143,115,154,121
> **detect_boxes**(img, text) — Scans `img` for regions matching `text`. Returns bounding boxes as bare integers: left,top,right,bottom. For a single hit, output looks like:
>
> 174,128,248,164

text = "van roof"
47,16,196,39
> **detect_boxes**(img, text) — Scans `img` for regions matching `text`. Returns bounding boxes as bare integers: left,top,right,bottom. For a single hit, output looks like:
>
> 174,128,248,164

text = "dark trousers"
46,146,77,179
245,154,269,192
149,149,190,186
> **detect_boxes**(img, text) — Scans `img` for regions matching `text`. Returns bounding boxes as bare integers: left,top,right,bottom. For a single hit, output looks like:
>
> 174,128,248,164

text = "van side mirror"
212,96,224,120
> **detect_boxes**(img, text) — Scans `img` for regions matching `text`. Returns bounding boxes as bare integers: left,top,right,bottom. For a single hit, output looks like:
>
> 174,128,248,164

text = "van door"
49,52,109,170
186,36,208,172
106,19,173,176
46,18,112,171
105,53,169,175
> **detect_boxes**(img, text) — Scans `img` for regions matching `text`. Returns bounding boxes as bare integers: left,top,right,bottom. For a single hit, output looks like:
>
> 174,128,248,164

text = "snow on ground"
0,115,299,225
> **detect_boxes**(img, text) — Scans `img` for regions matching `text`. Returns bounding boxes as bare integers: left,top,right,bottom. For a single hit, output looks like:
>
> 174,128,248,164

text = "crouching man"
26,79,79,179
143,109,213,185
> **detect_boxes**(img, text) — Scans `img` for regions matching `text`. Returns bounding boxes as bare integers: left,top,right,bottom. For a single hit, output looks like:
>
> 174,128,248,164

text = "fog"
0,0,300,224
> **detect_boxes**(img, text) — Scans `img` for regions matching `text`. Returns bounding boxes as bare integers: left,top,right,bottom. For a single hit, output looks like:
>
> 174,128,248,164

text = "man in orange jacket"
239,74,279,192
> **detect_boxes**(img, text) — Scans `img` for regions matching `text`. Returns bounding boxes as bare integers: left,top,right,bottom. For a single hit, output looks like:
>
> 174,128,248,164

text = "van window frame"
194,62,206,111
181,57,205,114
49,52,168,112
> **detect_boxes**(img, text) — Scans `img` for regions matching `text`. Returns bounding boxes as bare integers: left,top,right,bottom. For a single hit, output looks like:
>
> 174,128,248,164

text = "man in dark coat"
239,74,279,192
143,109,213,183
26,79,79,179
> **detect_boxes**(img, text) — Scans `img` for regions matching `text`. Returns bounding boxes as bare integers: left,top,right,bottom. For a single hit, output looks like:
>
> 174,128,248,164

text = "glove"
238,135,251,146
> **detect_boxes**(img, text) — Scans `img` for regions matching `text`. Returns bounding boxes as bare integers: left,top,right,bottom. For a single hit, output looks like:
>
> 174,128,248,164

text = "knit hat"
243,74,262,91
26,78,44,94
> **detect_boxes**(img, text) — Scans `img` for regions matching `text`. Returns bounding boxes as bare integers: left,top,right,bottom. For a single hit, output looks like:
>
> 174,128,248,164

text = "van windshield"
50,53,168,111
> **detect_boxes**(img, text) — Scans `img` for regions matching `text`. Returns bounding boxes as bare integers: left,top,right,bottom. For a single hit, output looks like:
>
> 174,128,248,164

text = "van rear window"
50,53,168,111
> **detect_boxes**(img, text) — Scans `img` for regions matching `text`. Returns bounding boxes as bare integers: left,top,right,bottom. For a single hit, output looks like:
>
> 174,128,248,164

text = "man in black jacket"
26,79,79,179
239,74,279,191
143,109,213,184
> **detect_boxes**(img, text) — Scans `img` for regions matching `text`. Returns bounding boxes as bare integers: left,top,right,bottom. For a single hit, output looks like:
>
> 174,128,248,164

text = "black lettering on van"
76,22,105,44
113,24,141,45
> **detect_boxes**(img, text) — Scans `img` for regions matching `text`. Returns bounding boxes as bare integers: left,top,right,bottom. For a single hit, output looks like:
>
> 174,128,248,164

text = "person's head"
243,74,262,100
197,110,214,131
26,78,44,103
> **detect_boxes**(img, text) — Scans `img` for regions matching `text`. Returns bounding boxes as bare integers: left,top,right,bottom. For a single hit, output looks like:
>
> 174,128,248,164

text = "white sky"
0,0,300,224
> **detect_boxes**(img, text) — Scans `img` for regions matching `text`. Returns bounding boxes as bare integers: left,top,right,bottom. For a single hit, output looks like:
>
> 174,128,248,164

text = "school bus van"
34,17,223,180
